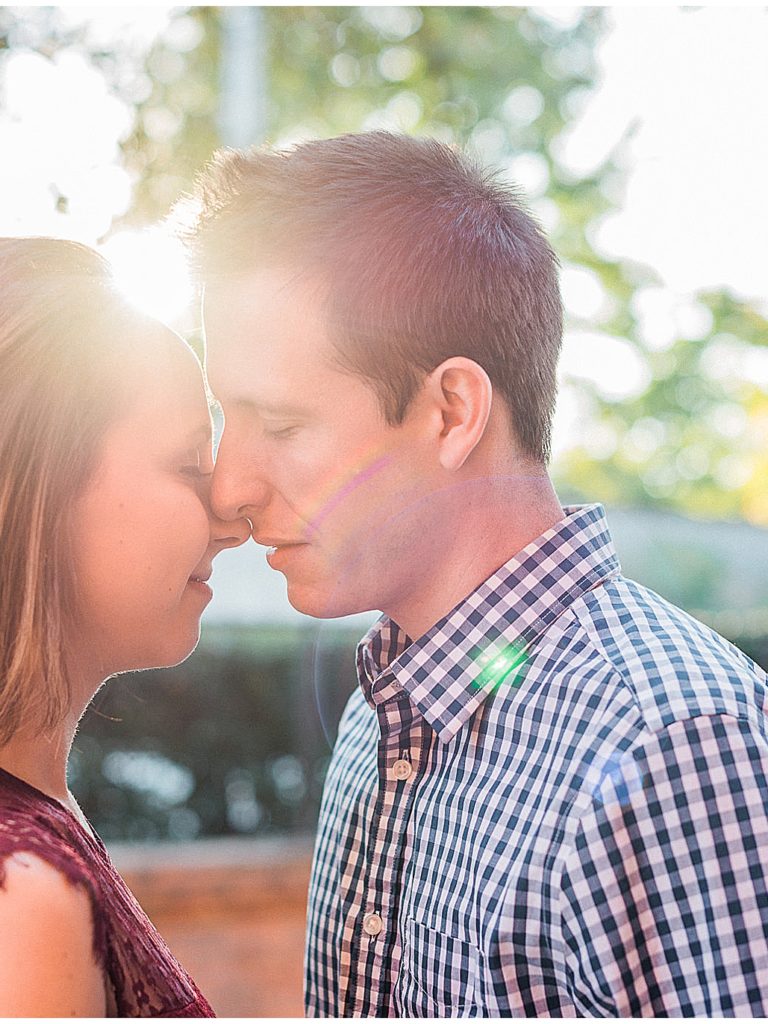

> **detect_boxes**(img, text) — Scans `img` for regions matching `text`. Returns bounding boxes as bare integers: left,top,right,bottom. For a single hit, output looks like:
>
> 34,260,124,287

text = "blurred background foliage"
72,625,361,843
1,6,766,840
3,5,765,524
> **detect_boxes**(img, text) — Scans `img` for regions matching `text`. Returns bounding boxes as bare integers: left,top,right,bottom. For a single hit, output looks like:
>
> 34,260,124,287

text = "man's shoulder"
570,574,767,733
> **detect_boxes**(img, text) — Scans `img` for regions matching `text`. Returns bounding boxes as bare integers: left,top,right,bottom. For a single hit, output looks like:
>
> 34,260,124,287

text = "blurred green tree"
120,5,768,527
3,5,767,524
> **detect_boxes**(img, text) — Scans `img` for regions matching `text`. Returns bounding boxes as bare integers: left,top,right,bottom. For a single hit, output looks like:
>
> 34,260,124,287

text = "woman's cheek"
174,490,212,550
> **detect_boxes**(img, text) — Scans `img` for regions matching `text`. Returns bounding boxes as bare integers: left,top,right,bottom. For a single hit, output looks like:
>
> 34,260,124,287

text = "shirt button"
362,912,384,937
392,759,413,781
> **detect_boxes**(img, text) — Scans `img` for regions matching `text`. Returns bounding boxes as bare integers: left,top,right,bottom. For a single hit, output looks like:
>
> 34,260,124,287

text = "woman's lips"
187,575,213,600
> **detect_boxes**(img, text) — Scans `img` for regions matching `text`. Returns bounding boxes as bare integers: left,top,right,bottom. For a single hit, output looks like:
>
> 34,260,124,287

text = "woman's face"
69,329,248,680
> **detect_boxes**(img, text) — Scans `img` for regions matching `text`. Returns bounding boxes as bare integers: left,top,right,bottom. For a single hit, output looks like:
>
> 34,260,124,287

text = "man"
182,133,768,1016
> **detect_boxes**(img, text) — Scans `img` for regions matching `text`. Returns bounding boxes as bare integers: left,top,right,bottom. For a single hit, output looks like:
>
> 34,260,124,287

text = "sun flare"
100,227,194,327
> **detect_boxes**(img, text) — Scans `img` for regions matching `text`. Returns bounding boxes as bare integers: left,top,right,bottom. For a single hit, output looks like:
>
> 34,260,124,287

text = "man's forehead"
202,269,342,389
202,265,328,320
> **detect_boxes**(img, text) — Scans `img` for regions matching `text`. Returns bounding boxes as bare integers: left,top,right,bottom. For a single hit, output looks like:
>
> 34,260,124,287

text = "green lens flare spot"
471,640,529,692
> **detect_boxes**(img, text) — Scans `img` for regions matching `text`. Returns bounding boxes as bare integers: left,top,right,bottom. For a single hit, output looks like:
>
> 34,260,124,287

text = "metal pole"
217,6,267,147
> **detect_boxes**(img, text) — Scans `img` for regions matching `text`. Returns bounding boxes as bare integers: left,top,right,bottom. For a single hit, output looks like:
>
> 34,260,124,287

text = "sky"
564,6,768,307
548,6,768,451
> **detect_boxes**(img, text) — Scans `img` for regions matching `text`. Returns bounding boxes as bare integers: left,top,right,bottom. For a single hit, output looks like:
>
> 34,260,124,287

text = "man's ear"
424,357,493,471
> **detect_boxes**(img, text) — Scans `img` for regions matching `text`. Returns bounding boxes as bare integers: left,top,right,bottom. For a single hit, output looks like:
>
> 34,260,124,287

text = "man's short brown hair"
180,131,563,462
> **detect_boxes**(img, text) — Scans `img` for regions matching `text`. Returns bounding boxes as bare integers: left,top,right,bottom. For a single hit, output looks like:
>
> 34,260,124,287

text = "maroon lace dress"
0,766,214,1017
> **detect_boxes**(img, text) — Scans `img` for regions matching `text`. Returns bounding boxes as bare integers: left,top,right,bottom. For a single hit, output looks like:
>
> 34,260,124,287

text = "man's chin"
284,580,370,621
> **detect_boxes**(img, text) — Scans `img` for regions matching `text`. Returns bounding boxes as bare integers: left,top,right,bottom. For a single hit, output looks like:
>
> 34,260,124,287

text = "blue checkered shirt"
304,504,768,1017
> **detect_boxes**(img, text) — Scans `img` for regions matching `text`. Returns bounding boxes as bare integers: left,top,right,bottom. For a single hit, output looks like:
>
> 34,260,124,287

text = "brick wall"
110,835,315,1017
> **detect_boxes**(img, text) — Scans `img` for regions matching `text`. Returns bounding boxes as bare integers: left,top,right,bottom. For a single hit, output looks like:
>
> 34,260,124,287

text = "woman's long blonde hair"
0,237,140,744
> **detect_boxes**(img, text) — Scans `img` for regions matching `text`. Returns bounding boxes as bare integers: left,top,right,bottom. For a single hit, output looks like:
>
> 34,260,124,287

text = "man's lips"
254,536,309,555
257,539,308,569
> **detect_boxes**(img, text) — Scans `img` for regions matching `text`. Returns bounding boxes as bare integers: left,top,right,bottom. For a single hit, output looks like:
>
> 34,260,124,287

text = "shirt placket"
342,683,423,1017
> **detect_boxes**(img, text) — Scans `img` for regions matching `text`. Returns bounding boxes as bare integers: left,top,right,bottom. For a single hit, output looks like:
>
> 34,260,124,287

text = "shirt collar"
356,503,621,743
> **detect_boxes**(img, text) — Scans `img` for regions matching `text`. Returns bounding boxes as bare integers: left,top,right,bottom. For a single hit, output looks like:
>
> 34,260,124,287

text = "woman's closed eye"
179,448,213,480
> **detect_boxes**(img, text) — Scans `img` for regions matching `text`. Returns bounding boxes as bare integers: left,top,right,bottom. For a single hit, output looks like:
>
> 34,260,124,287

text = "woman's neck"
0,722,98,838
0,725,73,802
0,665,104,832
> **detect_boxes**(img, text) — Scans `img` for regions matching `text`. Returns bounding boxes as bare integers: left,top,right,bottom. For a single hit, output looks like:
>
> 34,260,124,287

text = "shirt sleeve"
560,713,768,1017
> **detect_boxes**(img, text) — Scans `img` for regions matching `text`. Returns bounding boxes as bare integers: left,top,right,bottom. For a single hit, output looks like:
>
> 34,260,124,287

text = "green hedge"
74,622,768,842
74,625,358,842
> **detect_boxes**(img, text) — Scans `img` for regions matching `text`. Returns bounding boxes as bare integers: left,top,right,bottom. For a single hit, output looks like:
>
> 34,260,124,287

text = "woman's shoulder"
0,844,93,911
0,767,109,953
0,773,122,1014
0,849,105,968
0,770,214,1017
0,845,108,1015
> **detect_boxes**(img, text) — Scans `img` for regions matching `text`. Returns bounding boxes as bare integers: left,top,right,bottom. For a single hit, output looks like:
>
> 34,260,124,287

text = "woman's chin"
121,628,203,675
157,633,202,670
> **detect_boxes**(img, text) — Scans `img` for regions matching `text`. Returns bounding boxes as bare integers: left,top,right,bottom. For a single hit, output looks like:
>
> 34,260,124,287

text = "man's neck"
384,472,564,642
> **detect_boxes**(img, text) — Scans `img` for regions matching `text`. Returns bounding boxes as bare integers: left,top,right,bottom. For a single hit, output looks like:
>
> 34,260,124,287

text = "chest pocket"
396,918,485,1017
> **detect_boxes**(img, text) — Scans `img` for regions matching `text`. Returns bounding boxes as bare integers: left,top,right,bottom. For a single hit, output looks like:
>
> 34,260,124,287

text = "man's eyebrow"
218,396,308,416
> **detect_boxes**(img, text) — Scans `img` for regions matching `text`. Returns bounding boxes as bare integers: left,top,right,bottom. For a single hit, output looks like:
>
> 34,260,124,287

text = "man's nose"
210,430,271,524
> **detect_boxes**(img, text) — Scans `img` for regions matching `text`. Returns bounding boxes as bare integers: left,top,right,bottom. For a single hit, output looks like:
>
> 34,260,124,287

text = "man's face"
204,268,441,621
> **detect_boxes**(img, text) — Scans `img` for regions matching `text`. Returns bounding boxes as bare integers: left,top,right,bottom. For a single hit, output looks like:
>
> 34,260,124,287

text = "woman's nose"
209,510,251,552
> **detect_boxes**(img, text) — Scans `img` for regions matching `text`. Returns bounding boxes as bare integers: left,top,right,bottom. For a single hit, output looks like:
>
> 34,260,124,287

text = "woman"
0,237,248,1016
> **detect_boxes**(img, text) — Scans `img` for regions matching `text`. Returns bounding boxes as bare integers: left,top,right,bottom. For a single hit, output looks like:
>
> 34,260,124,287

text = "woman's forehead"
114,329,208,429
